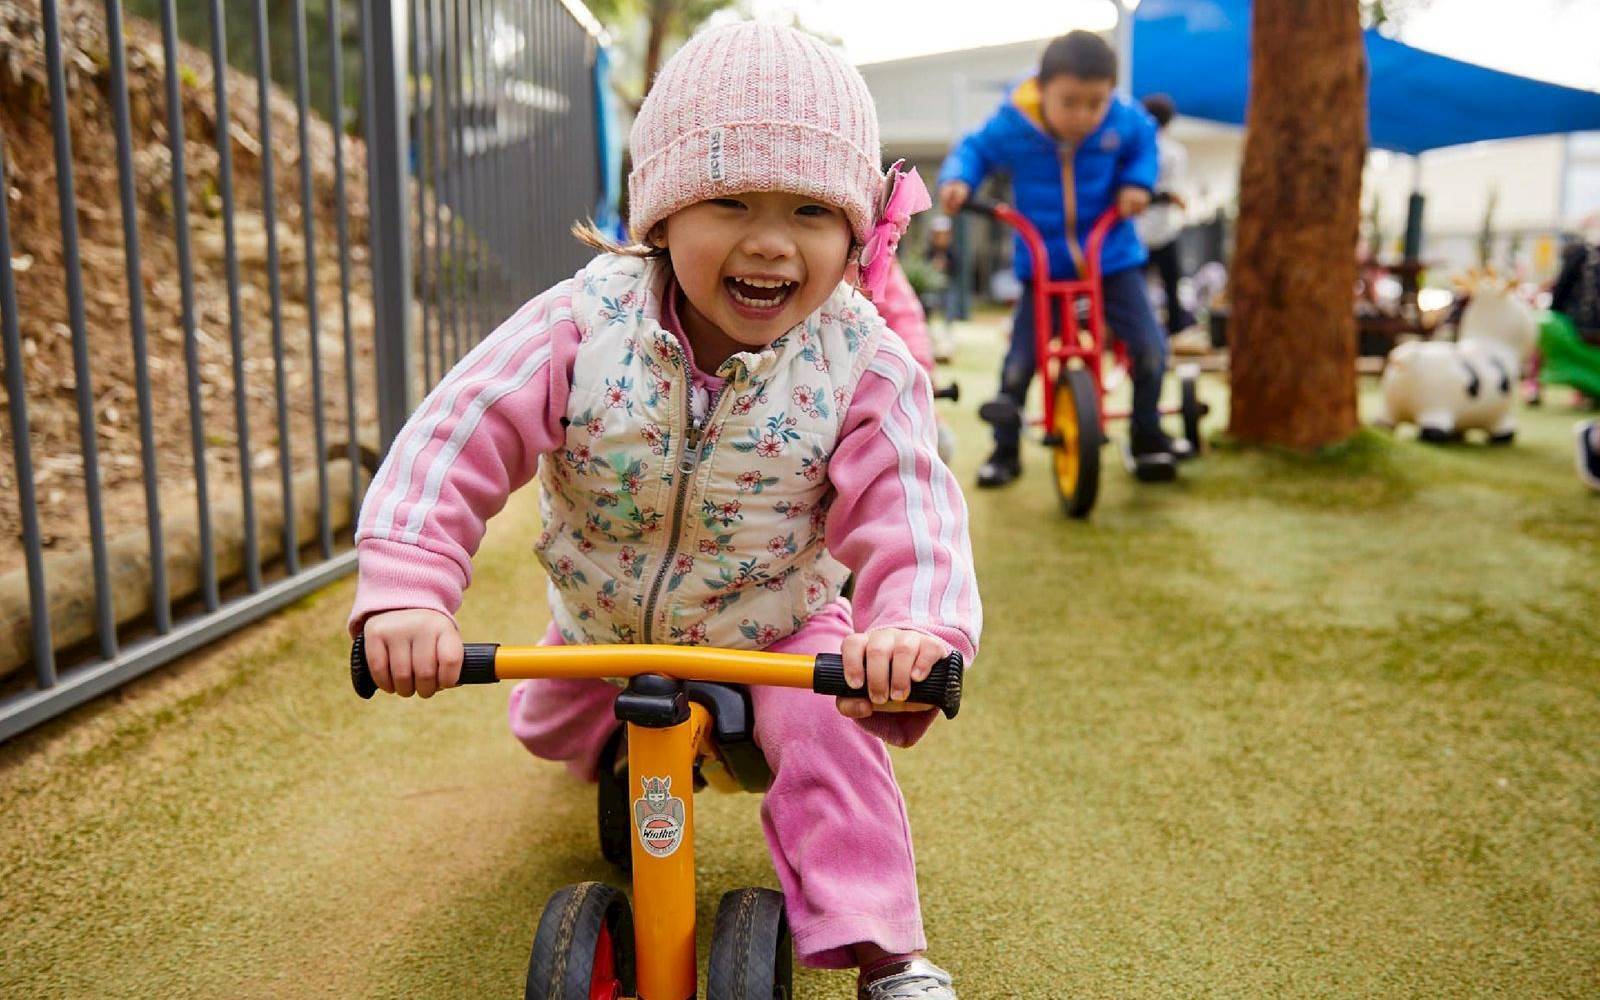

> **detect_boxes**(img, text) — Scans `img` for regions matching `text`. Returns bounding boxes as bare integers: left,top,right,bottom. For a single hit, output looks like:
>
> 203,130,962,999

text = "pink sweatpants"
506,600,925,969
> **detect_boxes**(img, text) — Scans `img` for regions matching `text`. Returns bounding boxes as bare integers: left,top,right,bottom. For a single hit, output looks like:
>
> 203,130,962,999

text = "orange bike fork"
627,702,713,1000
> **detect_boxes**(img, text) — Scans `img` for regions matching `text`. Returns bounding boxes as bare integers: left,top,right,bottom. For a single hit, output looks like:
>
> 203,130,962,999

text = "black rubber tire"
596,727,632,871
706,887,793,1000
525,882,635,1000
1053,367,1102,519
1180,371,1204,455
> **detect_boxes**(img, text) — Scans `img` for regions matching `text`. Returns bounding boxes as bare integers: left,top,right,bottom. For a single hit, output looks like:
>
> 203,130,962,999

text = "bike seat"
685,682,772,793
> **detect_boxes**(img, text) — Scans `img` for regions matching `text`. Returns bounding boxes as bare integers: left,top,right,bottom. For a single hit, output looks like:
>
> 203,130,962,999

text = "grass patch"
3,320,1596,997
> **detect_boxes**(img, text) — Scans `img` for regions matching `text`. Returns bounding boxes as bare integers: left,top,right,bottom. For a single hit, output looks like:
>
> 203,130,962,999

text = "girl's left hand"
835,628,949,718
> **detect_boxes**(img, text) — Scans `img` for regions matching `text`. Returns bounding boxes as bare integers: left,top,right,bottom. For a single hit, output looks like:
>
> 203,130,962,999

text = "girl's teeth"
727,277,793,309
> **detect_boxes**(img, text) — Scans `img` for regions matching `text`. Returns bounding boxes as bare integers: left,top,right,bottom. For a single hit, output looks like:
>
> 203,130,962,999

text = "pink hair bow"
857,159,932,300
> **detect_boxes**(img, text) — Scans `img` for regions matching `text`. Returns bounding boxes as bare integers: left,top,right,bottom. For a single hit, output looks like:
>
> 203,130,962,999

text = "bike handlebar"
349,636,964,718
957,198,1122,278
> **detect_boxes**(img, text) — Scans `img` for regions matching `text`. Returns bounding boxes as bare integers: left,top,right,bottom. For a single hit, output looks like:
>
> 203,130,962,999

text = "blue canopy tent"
1129,0,1600,258
1131,0,1600,154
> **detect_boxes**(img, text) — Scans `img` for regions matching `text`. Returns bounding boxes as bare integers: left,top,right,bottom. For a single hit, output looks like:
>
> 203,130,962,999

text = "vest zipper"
641,380,731,643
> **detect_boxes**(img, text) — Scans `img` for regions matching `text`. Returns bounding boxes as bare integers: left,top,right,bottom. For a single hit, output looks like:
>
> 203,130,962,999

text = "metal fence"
0,0,607,741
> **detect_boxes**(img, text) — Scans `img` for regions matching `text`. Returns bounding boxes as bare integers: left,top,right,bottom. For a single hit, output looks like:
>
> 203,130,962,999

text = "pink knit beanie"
627,21,884,246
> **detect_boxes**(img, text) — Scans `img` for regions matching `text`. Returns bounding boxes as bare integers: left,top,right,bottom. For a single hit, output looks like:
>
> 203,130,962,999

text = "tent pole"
1403,152,1426,263
1115,0,1135,96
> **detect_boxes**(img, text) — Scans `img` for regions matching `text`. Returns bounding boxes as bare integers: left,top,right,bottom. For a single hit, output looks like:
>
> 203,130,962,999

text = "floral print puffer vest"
534,254,885,648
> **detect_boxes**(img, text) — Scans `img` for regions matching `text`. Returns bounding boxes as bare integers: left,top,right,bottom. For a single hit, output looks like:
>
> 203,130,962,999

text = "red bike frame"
987,204,1122,435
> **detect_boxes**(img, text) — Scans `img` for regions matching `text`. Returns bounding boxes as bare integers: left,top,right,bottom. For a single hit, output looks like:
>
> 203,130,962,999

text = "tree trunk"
1228,0,1367,449
640,0,674,99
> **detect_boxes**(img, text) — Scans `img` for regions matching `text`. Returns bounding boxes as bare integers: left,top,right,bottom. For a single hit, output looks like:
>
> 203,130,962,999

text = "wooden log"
0,459,368,678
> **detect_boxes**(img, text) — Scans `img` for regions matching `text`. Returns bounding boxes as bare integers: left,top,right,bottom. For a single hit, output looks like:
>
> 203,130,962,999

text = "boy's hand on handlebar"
938,181,970,216
836,628,947,718
1116,185,1151,217
360,609,463,698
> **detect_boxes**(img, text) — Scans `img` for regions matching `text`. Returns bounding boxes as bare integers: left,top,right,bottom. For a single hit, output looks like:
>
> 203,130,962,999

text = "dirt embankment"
0,0,380,579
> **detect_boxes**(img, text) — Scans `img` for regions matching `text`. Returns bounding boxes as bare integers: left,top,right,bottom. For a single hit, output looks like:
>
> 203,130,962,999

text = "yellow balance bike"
351,637,964,1000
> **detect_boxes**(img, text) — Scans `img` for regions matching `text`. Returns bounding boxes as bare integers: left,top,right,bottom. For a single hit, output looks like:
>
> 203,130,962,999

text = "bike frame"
496,645,817,1000
992,204,1120,435
350,640,962,1000
982,204,1186,435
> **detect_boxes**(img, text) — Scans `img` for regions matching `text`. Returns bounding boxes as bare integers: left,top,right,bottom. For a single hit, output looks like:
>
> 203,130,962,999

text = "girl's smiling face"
663,191,852,368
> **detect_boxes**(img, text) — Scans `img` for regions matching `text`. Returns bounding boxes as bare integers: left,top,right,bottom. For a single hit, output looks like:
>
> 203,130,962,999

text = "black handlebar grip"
351,635,378,699
350,636,500,699
811,650,964,719
933,382,960,402
959,197,1000,218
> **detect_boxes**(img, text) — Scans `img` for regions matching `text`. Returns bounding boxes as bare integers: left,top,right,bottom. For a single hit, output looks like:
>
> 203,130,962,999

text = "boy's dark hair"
1039,30,1118,84
1142,93,1176,127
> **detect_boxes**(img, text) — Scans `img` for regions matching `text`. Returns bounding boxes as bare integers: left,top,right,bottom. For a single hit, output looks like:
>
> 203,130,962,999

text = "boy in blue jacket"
939,30,1187,487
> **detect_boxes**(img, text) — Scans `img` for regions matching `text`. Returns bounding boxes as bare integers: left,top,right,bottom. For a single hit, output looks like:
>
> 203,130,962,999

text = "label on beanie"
707,127,726,182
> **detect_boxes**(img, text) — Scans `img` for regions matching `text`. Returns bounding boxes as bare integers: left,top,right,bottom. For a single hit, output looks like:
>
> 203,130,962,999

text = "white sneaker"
858,959,957,999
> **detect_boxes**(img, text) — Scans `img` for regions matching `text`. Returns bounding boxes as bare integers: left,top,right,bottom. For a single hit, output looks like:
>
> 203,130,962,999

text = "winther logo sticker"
633,775,686,858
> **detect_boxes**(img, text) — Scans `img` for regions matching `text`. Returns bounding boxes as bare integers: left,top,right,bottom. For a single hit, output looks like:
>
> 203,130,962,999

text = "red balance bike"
961,198,1207,517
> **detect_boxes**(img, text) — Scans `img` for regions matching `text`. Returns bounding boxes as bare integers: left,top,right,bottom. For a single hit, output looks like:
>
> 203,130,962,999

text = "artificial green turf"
2,322,1596,998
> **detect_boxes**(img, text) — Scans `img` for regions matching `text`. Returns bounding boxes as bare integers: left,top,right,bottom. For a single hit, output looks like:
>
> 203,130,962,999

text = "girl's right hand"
360,608,463,698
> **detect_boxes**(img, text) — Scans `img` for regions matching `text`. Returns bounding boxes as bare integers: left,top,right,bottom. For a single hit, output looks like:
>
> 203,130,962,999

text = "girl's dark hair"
571,219,667,259
1142,93,1176,127
1039,30,1117,84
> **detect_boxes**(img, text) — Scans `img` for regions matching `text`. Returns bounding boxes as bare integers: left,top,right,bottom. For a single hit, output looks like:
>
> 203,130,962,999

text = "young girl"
347,21,979,999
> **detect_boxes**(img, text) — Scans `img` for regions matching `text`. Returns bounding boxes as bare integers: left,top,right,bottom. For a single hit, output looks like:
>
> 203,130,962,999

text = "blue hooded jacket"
939,81,1159,282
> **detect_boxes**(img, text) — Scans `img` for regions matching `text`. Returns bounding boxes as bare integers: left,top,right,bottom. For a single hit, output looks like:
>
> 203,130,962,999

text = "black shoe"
977,396,1022,433
1131,427,1189,460
1125,429,1179,482
976,448,1021,488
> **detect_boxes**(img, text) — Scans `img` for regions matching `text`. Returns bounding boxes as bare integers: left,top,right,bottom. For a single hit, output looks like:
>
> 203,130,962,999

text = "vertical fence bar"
327,0,361,534
477,0,496,324
362,0,415,449
411,0,433,391
425,0,448,383
478,0,497,329
160,0,219,612
542,0,558,284
530,0,547,290
0,140,54,687
487,0,509,319
250,0,300,575
290,0,333,561
462,0,483,343
209,0,263,593
479,0,497,321
41,0,116,660
104,0,170,633
557,7,574,277
513,0,532,293
444,0,464,364
521,0,540,292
